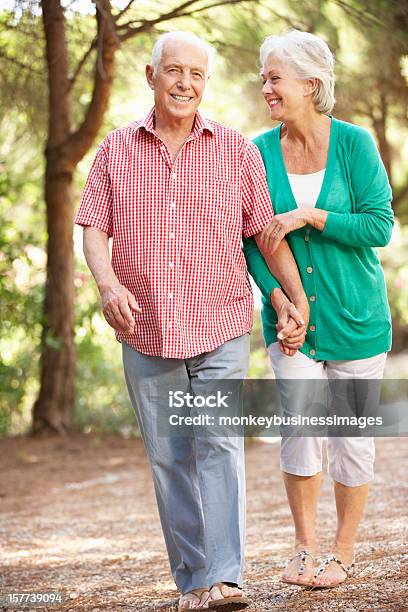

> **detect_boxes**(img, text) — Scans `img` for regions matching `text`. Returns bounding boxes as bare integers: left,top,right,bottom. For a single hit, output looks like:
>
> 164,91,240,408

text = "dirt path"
0,435,407,611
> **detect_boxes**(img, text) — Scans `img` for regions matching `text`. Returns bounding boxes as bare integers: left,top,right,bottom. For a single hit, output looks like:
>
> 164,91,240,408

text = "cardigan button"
309,325,316,331
309,349,316,356
304,235,310,242
307,266,313,273
309,295,316,302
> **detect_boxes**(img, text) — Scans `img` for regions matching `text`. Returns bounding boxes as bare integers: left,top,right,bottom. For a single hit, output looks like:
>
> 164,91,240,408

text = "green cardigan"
243,117,393,360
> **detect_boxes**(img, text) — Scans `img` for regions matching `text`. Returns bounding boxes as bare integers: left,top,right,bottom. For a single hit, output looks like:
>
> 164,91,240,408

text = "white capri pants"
268,343,387,487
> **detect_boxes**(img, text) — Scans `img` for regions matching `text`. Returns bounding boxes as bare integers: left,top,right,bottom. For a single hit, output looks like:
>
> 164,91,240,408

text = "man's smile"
170,94,194,103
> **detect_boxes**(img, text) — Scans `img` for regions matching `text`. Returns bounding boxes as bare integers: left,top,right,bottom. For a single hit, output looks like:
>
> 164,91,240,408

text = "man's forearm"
255,236,307,305
83,226,118,292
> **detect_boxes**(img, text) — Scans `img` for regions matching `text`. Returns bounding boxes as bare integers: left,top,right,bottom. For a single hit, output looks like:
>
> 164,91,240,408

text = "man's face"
146,40,209,121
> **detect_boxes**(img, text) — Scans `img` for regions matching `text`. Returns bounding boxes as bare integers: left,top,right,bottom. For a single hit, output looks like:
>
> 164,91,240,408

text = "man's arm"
255,233,309,353
255,233,306,306
83,226,141,335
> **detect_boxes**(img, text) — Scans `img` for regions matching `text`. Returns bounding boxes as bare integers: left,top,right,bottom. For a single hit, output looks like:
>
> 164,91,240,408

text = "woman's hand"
260,210,308,254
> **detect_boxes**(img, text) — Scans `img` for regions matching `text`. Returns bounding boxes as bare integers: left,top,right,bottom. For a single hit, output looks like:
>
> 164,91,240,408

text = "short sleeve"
75,136,113,237
240,141,274,238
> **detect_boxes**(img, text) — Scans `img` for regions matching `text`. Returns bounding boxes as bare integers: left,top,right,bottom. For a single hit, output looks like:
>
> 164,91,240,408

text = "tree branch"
68,42,96,92
332,0,384,28
114,0,135,22
94,0,121,47
63,0,118,165
118,0,252,42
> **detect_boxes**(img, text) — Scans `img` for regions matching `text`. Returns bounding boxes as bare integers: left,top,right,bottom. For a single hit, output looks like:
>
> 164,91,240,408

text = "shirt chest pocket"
199,177,242,227
194,152,240,208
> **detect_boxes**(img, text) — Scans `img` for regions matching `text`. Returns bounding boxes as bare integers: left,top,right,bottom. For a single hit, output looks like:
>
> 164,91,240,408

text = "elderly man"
75,31,307,611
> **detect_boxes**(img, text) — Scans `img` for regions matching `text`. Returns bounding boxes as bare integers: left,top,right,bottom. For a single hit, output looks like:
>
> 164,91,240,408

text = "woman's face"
261,55,311,122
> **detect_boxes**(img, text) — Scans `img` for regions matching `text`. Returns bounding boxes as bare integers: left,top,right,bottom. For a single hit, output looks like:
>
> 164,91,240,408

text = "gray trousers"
122,334,250,594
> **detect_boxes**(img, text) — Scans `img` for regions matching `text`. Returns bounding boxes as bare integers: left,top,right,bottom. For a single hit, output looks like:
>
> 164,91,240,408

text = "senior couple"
76,29,393,611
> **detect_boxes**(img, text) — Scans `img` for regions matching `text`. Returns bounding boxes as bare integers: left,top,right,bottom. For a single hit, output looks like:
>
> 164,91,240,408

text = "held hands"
260,210,308,254
100,283,141,335
271,289,310,357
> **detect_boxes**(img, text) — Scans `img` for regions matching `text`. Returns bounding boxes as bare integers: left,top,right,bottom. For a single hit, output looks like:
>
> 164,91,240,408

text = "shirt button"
169,262,174,268
309,349,316,356
168,292,173,299
170,202,176,209
309,295,316,302
309,325,316,331
169,233,174,239
307,266,313,273
304,235,310,242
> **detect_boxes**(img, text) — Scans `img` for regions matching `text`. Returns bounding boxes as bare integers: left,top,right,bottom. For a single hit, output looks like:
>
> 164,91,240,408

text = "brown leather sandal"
178,588,210,611
208,583,250,611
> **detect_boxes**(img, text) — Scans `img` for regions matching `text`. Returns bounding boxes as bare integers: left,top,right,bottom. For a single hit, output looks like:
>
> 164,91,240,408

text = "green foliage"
0,10,47,137
0,115,45,435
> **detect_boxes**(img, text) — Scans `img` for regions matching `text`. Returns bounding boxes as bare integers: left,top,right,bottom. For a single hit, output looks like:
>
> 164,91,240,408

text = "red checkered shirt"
75,108,274,358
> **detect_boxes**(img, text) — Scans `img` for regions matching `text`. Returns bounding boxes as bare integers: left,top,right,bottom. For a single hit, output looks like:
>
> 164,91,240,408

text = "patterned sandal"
313,554,355,588
282,549,315,586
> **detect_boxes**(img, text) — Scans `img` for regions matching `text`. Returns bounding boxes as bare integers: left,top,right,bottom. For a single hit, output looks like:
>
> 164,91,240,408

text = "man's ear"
146,64,155,90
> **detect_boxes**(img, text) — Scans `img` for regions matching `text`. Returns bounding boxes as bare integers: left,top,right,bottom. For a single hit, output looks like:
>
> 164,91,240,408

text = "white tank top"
287,168,326,208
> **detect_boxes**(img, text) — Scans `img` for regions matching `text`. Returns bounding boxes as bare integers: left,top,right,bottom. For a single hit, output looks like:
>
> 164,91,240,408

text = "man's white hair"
151,31,216,78
260,29,336,114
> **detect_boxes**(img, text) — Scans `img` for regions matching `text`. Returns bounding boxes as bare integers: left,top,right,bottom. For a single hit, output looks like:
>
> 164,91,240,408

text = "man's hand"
279,297,310,356
259,210,308,254
100,283,141,335
271,289,309,357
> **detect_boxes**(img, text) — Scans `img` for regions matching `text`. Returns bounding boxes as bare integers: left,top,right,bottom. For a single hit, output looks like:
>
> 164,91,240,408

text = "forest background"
0,0,407,437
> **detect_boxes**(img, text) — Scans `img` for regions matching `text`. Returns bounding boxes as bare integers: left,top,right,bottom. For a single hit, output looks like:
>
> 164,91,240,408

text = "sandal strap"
315,554,355,578
181,588,209,601
287,549,314,576
210,582,242,588
210,583,243,596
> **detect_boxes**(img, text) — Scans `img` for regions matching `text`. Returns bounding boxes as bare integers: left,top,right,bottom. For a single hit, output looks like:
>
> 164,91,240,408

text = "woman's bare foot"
282,549,315,586
313,551,355,588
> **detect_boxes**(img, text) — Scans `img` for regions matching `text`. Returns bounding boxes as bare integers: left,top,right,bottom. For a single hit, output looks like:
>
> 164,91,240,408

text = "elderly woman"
244,30,393,588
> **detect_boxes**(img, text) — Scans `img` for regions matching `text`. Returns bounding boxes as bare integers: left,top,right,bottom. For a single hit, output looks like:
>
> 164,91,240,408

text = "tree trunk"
32,160,76,434
32,0,75,434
